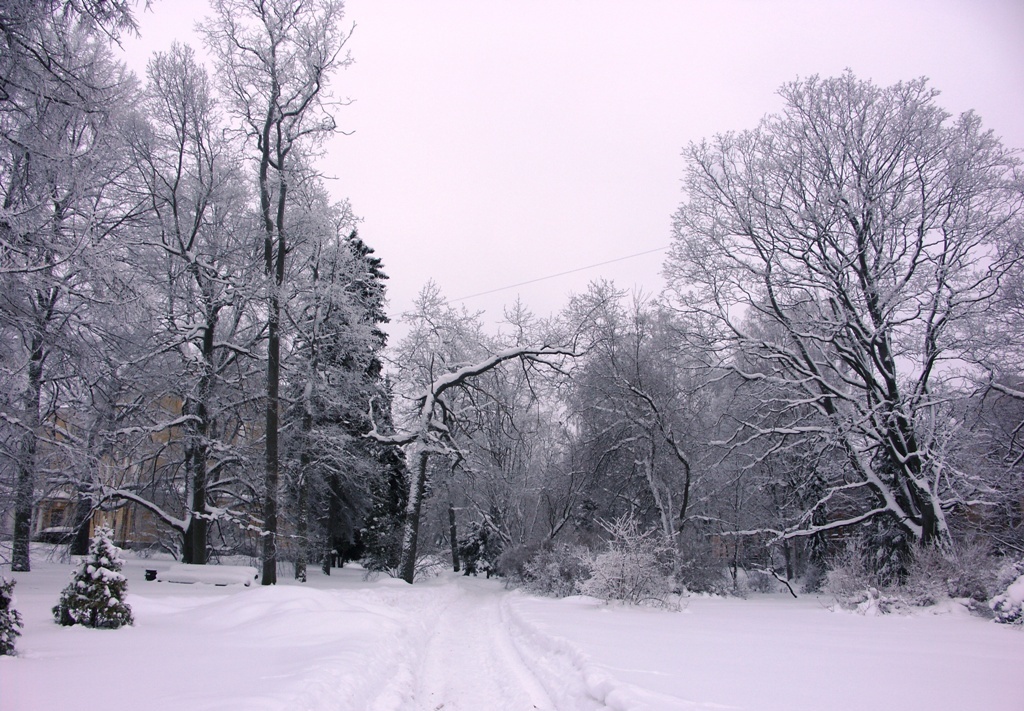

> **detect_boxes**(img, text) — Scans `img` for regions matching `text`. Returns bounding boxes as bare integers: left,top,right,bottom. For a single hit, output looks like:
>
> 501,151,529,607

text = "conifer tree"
53,528,133,629
0,577,23,655
361,438,409,572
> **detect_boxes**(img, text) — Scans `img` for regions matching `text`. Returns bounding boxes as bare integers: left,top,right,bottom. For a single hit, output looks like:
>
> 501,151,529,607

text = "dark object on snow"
145,569,158,581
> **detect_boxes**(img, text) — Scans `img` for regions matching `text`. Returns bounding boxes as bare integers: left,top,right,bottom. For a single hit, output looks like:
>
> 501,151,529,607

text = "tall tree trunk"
448,503,460,573
262,299,280,585
398,450,430,583
70,493,92,556
294,411,313,582
259,102,285,586
12,335,44,572
189,321,216,565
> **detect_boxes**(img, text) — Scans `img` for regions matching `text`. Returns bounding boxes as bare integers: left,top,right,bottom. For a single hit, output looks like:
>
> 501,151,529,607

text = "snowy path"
406,577,556,711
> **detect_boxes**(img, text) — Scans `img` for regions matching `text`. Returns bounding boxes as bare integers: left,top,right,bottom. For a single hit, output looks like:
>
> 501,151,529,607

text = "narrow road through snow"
409,576,556,711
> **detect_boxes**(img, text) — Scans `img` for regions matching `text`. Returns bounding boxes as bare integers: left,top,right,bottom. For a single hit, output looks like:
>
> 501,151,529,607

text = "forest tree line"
3,1,1023,596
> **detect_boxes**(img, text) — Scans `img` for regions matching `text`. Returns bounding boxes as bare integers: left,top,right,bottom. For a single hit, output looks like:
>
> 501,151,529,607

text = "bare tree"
0,10,137,570
106,42,261,563
666,72,1023,549
203,0,351,584
567,286,703,551
369,286,576,583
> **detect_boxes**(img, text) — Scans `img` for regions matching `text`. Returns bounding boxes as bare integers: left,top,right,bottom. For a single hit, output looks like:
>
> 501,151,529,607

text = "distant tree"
457,518,503,577
666,72,1024,550
203,0,352,585
567,285,704,553
370,285,576,583
53,528,133,629
106,42,260,564
0,7,137,571
360,433,409,572
281,189,393,581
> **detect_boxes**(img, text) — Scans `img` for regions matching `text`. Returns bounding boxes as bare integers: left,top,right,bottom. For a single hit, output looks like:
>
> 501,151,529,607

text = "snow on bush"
53,528,134,629
579,515,674,606
903,541,997,605
516,545,592,598
826,538,1008,615
990,571,1024,626
0,576,23,655
670,538,731,595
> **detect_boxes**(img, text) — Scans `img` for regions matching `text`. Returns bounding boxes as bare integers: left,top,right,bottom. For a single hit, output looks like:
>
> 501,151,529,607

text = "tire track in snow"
409,577,556,711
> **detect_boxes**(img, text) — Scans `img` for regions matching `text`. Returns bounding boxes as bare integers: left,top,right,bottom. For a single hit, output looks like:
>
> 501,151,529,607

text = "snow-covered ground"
2,550,1022,711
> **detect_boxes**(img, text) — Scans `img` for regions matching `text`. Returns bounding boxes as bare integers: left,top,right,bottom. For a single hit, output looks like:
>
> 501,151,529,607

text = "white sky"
121,0,1024,336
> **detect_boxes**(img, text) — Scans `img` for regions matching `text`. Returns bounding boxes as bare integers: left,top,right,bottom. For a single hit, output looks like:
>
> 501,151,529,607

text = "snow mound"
155,564,258,586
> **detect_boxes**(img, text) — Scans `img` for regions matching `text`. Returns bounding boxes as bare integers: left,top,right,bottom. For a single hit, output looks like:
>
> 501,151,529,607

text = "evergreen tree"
284,217,397,579
458,520,504,578
361,433,409,572
53,528,133,629
0,577,23,655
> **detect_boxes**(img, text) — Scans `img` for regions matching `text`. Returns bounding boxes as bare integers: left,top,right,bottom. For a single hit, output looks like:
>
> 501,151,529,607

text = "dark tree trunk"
12,337,44,572
294,411,313,582
398,451,430,584
70,496,92,556
448,503,460,573
294,469,308,582
261,302,280,585
182,519,194,564
188,321,216,565
259,140,286,587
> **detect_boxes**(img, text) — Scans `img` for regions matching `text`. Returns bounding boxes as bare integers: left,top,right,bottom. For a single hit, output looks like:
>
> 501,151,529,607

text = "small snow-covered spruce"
0,577,24,655
53,528,134,629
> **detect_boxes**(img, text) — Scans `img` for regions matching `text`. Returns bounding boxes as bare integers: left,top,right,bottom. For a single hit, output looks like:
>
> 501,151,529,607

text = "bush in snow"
825,537,1007,615
53,528,134,629
495,543,537,583
902,540,997,605
674,544,731,595
990,561,1024,625
579,515,674,606
823,540,880,600
518,545,592,597
0,577,23,655
990,575,1024,625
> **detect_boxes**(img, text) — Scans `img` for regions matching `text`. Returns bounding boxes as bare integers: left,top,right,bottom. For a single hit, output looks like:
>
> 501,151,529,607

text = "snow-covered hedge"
825,538,1015,616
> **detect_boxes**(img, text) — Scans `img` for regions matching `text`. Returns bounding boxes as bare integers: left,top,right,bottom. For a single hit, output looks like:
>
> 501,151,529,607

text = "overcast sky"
122,0,1024,336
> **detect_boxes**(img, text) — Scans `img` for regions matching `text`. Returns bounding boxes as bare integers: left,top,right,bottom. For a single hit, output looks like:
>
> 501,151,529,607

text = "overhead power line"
454,245,670,301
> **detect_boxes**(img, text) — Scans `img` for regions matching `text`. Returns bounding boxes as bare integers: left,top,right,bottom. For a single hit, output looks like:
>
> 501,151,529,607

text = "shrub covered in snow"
825,537,1010,615
903,541,997,605
498,543,593,597
824,539,890,601
990,562,1024,626
53,528,134,629
0,577,23,655
579,515,674,606
675,555,730,595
